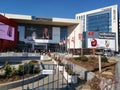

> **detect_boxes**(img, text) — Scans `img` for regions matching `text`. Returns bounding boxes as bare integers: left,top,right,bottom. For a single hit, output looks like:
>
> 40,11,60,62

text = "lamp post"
98,55,101,72
96,48,103,73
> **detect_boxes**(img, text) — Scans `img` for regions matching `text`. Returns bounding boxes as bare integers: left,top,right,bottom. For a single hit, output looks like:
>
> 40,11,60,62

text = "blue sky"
0,0,119,19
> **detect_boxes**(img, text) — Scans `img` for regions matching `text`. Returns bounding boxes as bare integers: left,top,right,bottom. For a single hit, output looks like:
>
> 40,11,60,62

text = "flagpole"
69,38,70,53
79,33,83,56
81,34,83,56
67,38,70,54
64,36,66,52
81,37,83,56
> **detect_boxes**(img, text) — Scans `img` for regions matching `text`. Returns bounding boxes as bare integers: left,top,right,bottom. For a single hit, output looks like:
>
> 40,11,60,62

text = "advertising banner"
25,26,52,40
86,31,116,50
0,22,14,41
88,38,115,50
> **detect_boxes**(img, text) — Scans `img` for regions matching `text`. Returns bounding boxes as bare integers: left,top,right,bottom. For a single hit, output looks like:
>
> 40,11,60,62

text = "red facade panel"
0,14,18,52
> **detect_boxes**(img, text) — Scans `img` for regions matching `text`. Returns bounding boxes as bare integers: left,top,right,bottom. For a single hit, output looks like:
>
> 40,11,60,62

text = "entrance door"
35,44,47,52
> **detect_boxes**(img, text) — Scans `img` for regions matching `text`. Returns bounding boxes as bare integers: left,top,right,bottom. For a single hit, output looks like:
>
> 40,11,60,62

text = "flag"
71,37,74,43
78,33,82,40
63,40,66,44
67,39,70,44
61,42,64,45
59,42,61,46
59,42,63,46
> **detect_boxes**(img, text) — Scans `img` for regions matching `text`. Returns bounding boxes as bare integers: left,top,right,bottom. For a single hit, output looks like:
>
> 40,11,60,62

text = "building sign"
42,70,55,75
98,32,115,39
88,31,94,36
88,38,115,50
113,10,116,21
32,16,52,21
86,31,116,50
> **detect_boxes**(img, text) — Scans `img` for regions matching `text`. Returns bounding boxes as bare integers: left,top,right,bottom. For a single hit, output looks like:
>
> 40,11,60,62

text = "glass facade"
18,26,25,41
60,27,68,40
86,10,111,32
25,25,52,40
18,24,68,52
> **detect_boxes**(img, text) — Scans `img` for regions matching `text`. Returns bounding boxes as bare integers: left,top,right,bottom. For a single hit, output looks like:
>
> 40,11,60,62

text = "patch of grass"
80,56,89,62
101,56,108,62
74,57,81,61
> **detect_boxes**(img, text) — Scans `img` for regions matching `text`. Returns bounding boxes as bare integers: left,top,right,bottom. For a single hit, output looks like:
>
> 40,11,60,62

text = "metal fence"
22,63,76,90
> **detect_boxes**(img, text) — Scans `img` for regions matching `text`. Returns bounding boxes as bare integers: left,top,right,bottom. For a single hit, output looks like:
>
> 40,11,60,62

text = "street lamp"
96,47,104,72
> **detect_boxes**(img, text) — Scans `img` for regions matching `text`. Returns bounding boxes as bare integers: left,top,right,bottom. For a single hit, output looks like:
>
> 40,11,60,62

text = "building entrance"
35,44,47,52
34,43,59,52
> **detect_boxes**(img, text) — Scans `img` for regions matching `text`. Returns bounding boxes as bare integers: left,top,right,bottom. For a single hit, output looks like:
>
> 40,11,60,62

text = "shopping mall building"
0,5,119,53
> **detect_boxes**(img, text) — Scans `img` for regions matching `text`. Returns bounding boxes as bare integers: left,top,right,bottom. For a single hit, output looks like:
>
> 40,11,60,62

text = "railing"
0,52,40,57
21,63,76,90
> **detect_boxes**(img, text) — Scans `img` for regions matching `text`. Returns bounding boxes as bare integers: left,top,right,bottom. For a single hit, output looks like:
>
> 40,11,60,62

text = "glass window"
86,10,111,32
60,27,68,40
18,26,25,41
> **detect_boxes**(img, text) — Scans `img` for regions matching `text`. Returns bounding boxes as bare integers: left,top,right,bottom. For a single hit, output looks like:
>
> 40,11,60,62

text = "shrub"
80,56,88,62
29,60,38,64
4,62,12,78
18,61,39,75
17,63,32,75
65,64,74,75
18,63,28,75
4,61,18,78
89,56,98,61
17,64,23,76
58,60,64,66
74,57,81,61
29,60,39,73
11,66,18,76
101,56,108,62
67,69,75,75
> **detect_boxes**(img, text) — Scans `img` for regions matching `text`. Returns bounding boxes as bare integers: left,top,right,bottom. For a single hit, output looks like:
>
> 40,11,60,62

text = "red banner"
78,33,82,40
67,39,70,43
88,31,94,36
71,37,74,43
63,40,66,44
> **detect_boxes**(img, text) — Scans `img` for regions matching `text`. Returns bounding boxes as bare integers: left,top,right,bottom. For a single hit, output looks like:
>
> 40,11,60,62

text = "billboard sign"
25,26,52,40
98,32,116,39
88,38,115,50
0,22,15,41
87,31,116,50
